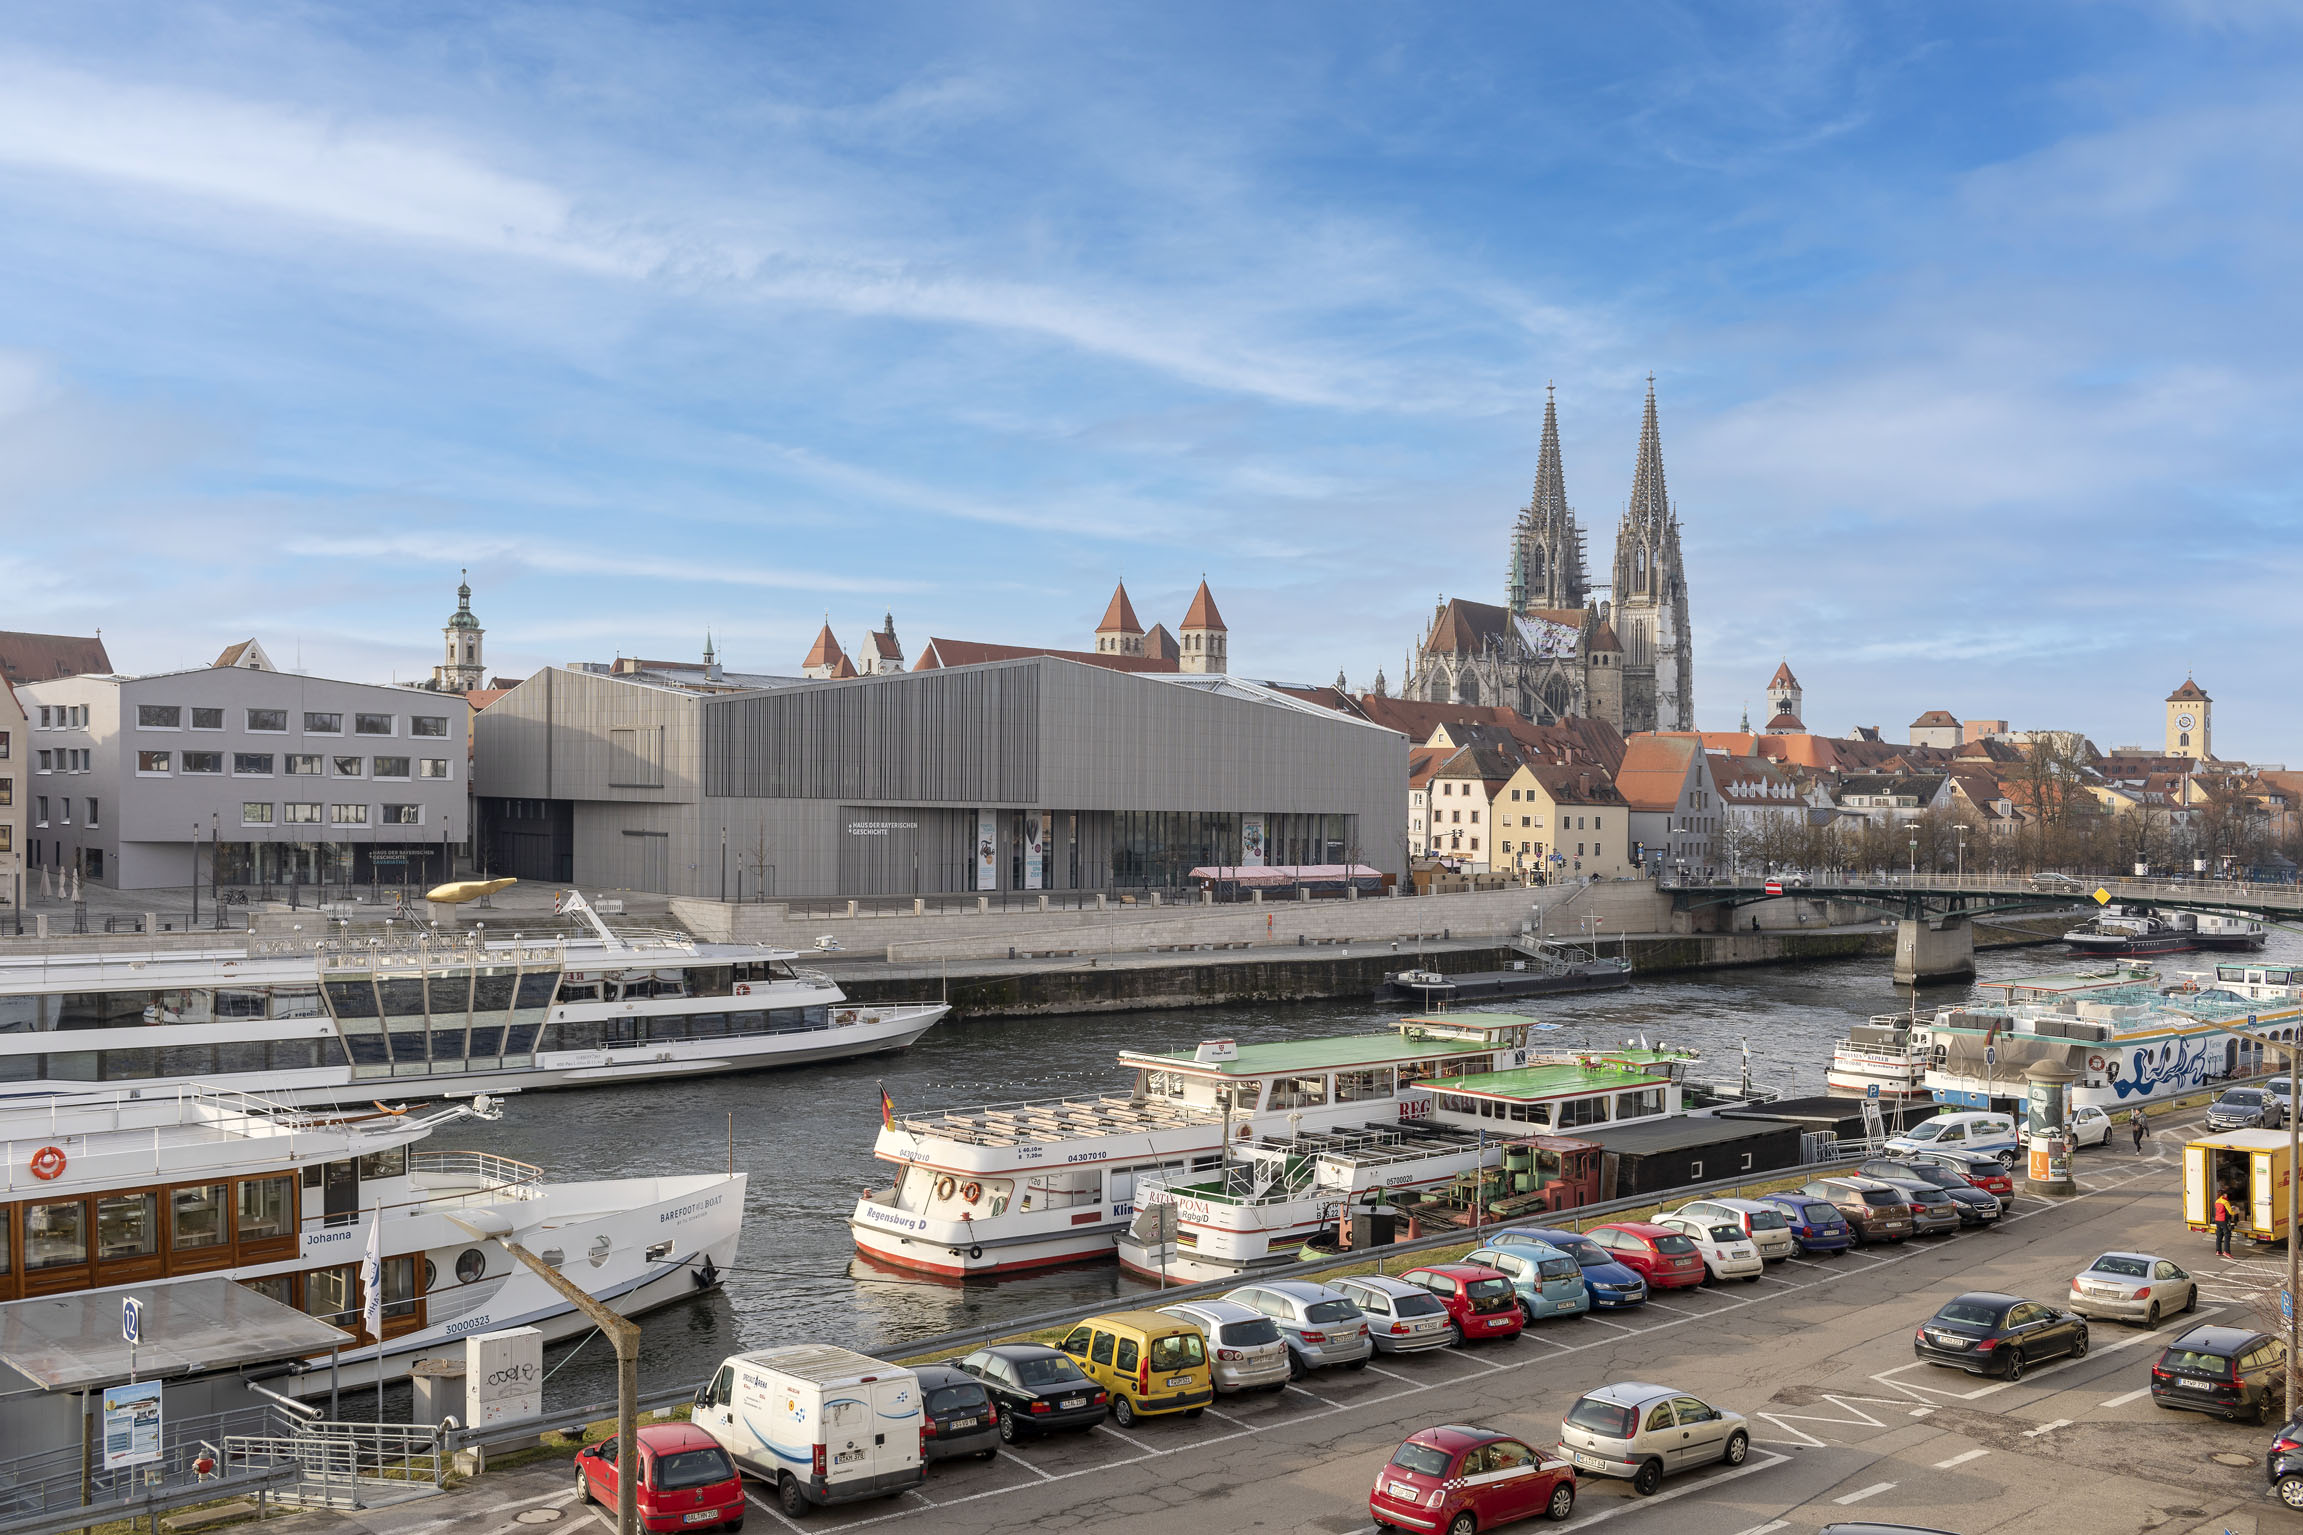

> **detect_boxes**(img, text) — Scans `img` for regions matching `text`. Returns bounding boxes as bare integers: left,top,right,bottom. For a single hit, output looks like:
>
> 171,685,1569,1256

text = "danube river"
468,932,2300,1410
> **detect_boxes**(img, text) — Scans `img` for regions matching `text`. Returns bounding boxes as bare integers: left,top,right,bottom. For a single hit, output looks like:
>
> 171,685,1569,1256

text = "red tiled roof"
0,631,112,684
1587,618,1621,653
1911,709,1959,728
1769,661,1800,689
871,629,903,659
2166,678,2209,702
1520,760,1627,807
912,638,1178,673
465,688,513,711
1180,581,1225,632
828,653,858,679
1614,735,1703,811
802,623,845,669
1097,582,1144,635
1142,623,1179,663
1764,712,1804,732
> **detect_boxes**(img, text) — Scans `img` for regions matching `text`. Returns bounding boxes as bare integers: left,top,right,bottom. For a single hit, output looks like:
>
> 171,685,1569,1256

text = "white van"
1882,1110,2021,1166
691,1345,924,1517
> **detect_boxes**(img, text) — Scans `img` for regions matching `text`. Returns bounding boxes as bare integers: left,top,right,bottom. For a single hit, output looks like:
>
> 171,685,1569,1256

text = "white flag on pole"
360,1209,384,1343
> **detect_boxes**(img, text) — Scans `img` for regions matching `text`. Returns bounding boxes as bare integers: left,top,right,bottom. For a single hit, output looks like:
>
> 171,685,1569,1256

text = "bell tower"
433,571,485,693
2165,677,2210,760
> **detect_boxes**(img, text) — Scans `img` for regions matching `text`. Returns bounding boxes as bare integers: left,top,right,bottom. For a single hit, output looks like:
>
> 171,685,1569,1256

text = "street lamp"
1908,833,1917,877
1956,825,1968,882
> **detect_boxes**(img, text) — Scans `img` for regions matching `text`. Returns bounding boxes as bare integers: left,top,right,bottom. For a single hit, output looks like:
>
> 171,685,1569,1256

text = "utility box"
2183,1130,2292,1244
466,1326,544,1439
409,1357,466,1425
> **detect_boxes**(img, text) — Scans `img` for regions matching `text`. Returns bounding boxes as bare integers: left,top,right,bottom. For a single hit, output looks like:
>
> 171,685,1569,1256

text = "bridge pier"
1894,914,1975,986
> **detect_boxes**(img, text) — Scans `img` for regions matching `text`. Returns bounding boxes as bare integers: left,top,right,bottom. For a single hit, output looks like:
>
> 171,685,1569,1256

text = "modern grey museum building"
473,657,1405,898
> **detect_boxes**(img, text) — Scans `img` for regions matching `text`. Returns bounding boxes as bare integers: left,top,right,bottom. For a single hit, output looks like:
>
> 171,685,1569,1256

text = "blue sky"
2,4,2298,758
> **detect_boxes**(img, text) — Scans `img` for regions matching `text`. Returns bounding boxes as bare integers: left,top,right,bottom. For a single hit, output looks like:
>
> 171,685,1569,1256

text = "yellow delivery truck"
2183,1129,2293,1244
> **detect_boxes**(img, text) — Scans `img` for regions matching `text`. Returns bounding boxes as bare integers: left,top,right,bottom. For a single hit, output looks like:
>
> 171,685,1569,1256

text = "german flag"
879,1082,895,1131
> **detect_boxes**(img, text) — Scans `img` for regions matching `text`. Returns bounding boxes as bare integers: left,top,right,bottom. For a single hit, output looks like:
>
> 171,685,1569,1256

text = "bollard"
846,899,859,917
977,895,989,914
1150,891,1162,907
912,898,925,916
1096,893,1108,911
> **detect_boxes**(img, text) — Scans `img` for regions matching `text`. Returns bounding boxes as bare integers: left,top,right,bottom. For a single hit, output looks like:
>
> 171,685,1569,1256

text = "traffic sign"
1764,879,1783,895
2093,887,2112,905
2284,1289,2293,1325
1866,1083,1880,1100
122,1296,142,1344
2249,1014,2260,1028
1986,1047,1997,1067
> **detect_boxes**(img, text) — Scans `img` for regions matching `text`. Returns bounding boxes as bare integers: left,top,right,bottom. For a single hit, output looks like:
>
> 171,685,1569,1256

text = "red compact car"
1399,1264,1526,1343
1369,1424,1575,1532
575,1423,746,1533
1587,1222,1706,1290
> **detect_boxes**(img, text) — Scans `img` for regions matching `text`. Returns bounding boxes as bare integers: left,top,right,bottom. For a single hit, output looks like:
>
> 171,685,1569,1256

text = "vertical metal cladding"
704,664,1039,804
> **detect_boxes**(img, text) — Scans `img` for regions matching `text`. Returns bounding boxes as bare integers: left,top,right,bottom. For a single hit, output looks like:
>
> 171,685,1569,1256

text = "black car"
1913,1292,2088,1380
954,1343,1109,1441
2269,1417,2303,1510
2152,1324,2288,1422
914,1362,1001,1461
1859,1163,2001,1227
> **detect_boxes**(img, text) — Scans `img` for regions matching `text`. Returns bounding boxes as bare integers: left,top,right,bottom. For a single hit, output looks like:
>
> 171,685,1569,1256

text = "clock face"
2176,712,2196,732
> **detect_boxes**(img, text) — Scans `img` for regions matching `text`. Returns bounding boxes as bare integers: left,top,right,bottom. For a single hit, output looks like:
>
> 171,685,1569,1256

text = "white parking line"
1094,1422,1160,1454
2100,1386,2152,1408
998,1443,1058,1480
2022,1418,2072,1438
1732,1523,1790,1535
1549,1453,1792,1532
1284,1384,1343,1407
746,1489,806,1534
1932,1448,1989,1468
1832,1481,1897,1505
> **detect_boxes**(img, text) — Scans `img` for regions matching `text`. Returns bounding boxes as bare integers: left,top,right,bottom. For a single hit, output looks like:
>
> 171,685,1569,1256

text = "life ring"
30,1145,66,1181
2087,1053,2106,1072
934,1176,956,1202
961,1181,983,1205
968,1244,985,1261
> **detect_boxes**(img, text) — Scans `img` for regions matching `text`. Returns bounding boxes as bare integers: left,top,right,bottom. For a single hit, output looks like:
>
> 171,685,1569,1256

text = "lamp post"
1957,825,1968,882
190,821,200,926
1908,833,1917,878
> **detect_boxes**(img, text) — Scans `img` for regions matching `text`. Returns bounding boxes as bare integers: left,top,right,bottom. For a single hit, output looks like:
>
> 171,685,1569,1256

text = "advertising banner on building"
1023,812,1045,890
1241,814,1267,868
977,810,997,890
101,1380,163,1469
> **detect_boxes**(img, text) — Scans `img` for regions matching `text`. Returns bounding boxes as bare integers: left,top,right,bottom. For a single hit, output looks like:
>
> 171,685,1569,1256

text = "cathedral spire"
1508,382,1589,614
1627,372,1670,527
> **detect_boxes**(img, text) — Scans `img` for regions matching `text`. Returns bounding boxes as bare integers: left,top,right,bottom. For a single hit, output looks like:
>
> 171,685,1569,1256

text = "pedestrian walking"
2131,1108,2149,1153
2213,1189,2237,1257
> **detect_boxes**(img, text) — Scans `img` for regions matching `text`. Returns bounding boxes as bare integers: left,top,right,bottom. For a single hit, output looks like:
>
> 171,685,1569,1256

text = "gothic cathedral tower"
1610,378,1694,731
1508,386,1590,615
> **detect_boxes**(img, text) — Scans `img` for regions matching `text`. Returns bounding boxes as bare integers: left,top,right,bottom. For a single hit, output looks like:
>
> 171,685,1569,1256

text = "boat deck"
1242,1122,1489,1168
891,1094,1223,1147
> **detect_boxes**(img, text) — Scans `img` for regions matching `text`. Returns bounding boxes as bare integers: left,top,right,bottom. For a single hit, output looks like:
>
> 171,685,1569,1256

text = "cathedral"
1401,378,1694,733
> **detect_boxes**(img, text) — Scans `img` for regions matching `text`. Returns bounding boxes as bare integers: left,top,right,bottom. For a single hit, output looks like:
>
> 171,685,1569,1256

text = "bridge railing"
1678,872,2303,914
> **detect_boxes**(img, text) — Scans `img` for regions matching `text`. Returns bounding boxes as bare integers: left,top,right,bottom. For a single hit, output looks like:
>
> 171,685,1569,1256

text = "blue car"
1755,1193,1854,1255
1490,1227,1648,1309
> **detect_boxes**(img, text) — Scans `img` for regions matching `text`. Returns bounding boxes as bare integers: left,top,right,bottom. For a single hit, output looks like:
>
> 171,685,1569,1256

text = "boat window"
1335,1068,1395,1102
378,977,427,1017
1269,1076,1329,1109
1556,1095,1609,1128
272,987,323,1020
25,1200,88,1269
153,989,214,1024
215,989,269,1020
426,975,472,1019
1433,1054,1495,1080
645,1017,691,1043
1616,1088,1664,1119
0,1208,12,1274
688,1013,730,1038
725,1010,766,1035
359,1147,408,1181
96,1193,159,1260
1221,1080,1261,1112
160,1044,215,1077
0,995,40,1033
325,979,381,1020
101,1048,158,1081
1021,1169,1100,1211
558,982,603,1003
304,1264,355,1324
172,1184,229,1251
687,966,734,997
1437,1094,1476,1115
1141,1070,1189,1100
515,973,559,1010
472,971,517,1013
236,1175,296,1241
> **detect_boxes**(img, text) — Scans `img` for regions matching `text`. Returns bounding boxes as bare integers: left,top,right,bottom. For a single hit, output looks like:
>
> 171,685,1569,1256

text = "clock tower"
2165,676,2210,760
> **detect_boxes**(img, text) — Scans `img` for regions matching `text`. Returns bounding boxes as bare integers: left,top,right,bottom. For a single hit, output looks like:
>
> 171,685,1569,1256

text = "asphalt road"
292,1125,2301,1535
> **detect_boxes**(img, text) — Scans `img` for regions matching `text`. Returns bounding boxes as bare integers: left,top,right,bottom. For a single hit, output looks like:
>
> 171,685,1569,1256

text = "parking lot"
302,1128,2303,1535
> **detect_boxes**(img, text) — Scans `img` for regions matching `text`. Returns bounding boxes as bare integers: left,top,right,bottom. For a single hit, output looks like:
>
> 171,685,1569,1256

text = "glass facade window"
137,705,181,729
304,1263,354,1324
1268,1075,1330,1108
26,1200,87,1268
412,716,448,737
382,804,421,825
419,759,451,778
191,707,224,730
333,756,363,777
304,712,342,734
288,754,323,775
355,713,394,735
236,1174,296,1240
331,803,369,825
284,802,323,823
136,751,170,774
242,802,274,825
240,1274,293,1306
247,709,288,732
183,751,223,774
373,756,410,778
235,753,275,775
96,1192,160,1260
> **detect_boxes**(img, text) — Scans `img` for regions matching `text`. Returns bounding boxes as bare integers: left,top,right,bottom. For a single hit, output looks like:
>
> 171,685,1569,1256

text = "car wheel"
2070,1326,2089,1359
1743,1273,1762,1283
2144,1301,2160,1328
999,1413,1019,1444
1288,1349,1307,1381
1447,1324,1464,1347
1447,1513,1478,1535
1112,1395,1137,1428
1347,1356,1370,1370
1722,1429,1749,1466
976,1448,996,1461
2003,1348,2025,1383
1520,1298,1537,1324
1546,1480,1576,1520
1631,1458,1664,1496
723,1520,744,1534
1996,1150,2017,1171
778,1474,808,1519
1185,1406,1205,1418
576,1471,592,1505
2183,1284,2198,1313
1700,1266,1718,1287
2278,1473,2303,1510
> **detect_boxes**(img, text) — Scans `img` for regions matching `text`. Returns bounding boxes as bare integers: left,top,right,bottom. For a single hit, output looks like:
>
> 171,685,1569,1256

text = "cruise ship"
0,893,948,1106
0,1083,744,1391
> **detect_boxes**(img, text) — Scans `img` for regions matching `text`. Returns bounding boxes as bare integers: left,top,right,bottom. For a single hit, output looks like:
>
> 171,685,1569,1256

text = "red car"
1399,1264,1526,1343
1369,1424,1575,1532
1587,1222,1706,1290
575,1422,746,1533
1910,1149,2016,1205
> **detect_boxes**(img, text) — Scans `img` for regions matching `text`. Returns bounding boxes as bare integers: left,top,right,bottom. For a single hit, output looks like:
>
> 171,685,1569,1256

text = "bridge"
1656,872,2303,985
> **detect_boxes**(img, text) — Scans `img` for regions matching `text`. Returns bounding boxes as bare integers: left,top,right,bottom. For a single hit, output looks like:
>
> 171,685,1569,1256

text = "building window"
1595,815,1603,829
190,707,224,730
137,704,181,729
58,798,69,825
284,802,323,824
382,804,422,826
332,756,363,777
86,798,97,828
35,750,49,772
246,708,288,732
288,753,323,775
234,753,275,776
36,795,48,825
1471,810,1479,824
183,751,224,774
411,715,448,738
0,729,8,758
304,712,342,734
36,707,50,728
1471,838,1479,851
0,778,9,806
418,759,451,779
242,802,274,825
137,751,171,775
0,825,10,853
355,713,394,736
330,803,369,825
372,756,410,779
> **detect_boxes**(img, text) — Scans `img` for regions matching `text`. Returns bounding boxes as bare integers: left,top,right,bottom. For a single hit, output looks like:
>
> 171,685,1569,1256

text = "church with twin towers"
1402,377,1694,733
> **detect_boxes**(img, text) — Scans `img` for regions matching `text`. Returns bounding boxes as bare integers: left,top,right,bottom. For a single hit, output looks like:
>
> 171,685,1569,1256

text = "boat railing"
784,966,841,990
408,1148,545,1194
889,1093,1223,1146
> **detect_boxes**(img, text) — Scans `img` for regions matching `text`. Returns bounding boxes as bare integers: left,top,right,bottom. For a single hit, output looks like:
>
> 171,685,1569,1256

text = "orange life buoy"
961,1181,983,1204
30,1145,66,1180
2087,1053,2106,1072
934,1176,956,1201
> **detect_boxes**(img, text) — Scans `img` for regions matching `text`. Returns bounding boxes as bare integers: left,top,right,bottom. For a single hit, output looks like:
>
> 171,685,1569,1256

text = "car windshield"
926,1384,986,1413
1907,1187,1949,1205
1466,1277,1514,1299
1903,1121,1945,1141
1395,1293,1445,1317
2222,1091,2263,1105
1148,1334,1206,1371
1554,1237,1609,1266
1566,1397,1638,1438
1802,1203,1841,1224
1745,1210,1788,1230
1706,1224,1744,1242
1014,1355,1084,1388
2088,1256,2150,1278
652,1448,733,1491
1305,1299,1360,1324
1935,1300,2008,1327
1219,1318,1281,1346
1390,1442,1455,1477
1537,1257,1580,1280
1652,1234,1697,1254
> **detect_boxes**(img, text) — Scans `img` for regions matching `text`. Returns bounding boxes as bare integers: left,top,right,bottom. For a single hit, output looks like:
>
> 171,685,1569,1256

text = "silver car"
2207,1087,2285,1132
1155,1299,1291,1392
1558,1381,1750,1497
2068,1251,2198,1327
1335,1275,1455,1353
1224,1279,1373,1376
1669,1198,1797,1262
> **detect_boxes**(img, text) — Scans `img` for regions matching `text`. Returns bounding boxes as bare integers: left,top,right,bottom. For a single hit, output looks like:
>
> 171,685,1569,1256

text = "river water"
468,932,2303,1410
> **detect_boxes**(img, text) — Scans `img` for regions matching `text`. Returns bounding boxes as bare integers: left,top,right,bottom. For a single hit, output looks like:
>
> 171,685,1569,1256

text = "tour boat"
2063,907,2199,957
0,892,947,1107
1824,1016,1931,1100
0,1083,745,1391
2189,912,2270,952
848,1012,1711,1280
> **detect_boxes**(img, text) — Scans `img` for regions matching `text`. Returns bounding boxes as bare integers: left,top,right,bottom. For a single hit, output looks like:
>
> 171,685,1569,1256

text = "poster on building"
976,810,997,890
101,1380,163,1469
1023,812,1044,890
1241,814,1267,868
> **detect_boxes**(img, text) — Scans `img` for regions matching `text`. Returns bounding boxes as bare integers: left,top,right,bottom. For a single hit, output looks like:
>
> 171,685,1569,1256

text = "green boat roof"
1124,1014,1545,1077
1440,1053,1686,1101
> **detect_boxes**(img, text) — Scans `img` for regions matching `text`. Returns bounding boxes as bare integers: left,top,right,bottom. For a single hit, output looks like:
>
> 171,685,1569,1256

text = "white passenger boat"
0,892,947,1106
1824,1017,1930,1100
0,1083,744,1390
